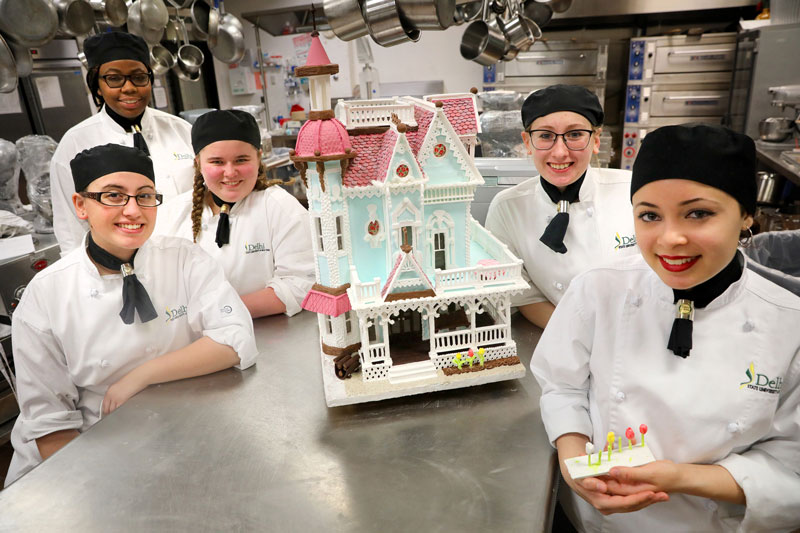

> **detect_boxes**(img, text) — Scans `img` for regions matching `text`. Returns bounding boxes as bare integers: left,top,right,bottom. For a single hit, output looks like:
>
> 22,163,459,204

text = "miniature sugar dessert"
565,424,657,480
293,33,529,407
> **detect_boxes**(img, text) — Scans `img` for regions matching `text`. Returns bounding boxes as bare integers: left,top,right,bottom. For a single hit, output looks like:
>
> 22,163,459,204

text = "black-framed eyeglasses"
99,72,152,88
527,129,594,150
80,191,163,207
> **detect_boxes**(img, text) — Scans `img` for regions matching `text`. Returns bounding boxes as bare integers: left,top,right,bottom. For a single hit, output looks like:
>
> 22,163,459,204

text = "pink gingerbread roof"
428,97,478,136
342,128,397,187
305,34,332,67
294,118,353,158
301,289,352,317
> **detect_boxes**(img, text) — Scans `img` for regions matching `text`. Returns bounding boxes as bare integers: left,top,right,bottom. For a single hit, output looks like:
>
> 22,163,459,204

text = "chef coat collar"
78,232,152,284
650,255,750,311
100,105,153,135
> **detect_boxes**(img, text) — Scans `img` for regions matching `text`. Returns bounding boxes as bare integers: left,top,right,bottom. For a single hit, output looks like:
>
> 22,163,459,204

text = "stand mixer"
763,85,800,143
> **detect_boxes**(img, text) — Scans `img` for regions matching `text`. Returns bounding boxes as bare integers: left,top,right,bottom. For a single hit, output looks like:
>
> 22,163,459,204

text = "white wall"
215,0,483,123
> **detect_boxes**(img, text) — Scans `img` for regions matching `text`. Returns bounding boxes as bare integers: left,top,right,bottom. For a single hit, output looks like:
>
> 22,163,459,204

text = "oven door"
505,49,600,77
653,43,736,74
649,89,729,117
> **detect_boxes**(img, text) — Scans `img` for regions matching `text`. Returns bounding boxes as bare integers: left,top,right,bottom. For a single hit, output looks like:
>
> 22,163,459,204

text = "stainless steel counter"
0,311,555,532
756,146,800,187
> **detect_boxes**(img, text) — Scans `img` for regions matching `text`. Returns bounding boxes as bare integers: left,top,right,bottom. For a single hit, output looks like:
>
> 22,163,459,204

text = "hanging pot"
89,0,127,27
150,44,175,76
53,0,95,37
127,1,165,45
139,0,169,32
396,0,455,30
362,0,420,47
324,0,369,41
0,34,18,94
0,0,59,47
190,0,219,44
497,4,536,53
533,0,570,14
452,1,482,25
209,2,245,64
523,0,552,26
7,41,32,78
174,17,204,81
460,18,507,66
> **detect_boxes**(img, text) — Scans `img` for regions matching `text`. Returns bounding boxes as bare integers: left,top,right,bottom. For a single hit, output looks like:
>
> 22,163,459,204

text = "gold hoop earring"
739,226,753,248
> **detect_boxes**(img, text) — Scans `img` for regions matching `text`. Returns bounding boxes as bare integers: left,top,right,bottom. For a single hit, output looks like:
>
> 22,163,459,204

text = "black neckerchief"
538,172,586,254
667,250,744,358
86,232,158,325
105,105,150,155
211,193,235,248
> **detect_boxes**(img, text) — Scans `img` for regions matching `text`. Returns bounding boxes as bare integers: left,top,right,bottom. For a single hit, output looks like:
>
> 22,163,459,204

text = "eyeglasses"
527,129,594,151
80,191,163,207
99,73,152,88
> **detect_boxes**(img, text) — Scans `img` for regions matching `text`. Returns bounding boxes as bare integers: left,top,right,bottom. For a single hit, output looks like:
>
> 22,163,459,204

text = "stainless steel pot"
0,0,59,47
7,41,32,78
209,2,245,64
497,4,536,53
759,117,794,142
396,0,455,30
89,0,127,27
0,34,18,94
452,0,482,25
362,0,420,47
139,0,169,32
523,0,552,26
176,17,204,77
756,171,779,204
534,0,570,13
53,0,95,37
324,0,369,41
127,1,165,45
190,0,219,44
150,44,175,76
460,18,507,65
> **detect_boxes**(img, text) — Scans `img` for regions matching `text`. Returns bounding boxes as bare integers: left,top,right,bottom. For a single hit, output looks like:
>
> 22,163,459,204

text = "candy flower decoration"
585,442,595,466
626,427,635,450
639,424,648,447
606,431,615,461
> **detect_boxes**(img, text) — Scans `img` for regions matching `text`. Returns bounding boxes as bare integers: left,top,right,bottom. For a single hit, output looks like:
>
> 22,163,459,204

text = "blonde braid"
190,159,207,242
254,160,286,191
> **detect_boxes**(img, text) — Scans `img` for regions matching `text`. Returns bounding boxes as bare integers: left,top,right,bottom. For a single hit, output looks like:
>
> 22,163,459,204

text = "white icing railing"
363,343,387,365
432,324,509,353
423,184,475,204
349,266,381,306
341,99,417,128
470,219,513,261
435,262,522,291
474,324,507,345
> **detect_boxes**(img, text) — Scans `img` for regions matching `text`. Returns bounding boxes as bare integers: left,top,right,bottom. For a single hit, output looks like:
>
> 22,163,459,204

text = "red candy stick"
639,424,648,447
625,427,635,450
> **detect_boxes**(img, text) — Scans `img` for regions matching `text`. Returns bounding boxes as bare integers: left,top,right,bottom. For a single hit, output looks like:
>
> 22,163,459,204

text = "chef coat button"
742,321,755,332
616,391,626,402
100,359,110,368
202,223,208,230
727,422,740,433
90,289,99,298
704,500,718,512
553,282,564,290
586,207,594,217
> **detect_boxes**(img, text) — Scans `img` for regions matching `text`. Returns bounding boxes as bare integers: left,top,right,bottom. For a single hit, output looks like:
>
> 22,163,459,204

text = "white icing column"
316,164,342,286
309,74,331,112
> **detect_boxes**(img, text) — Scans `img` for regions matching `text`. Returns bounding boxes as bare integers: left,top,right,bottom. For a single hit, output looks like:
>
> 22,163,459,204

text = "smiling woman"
5,144,257,487
154,110,315,319
531,124,800,533
49,32,195,258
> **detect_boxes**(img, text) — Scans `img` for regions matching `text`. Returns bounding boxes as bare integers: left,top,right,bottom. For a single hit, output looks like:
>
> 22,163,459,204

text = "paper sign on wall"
0,91,22,115
34,76,64,109
293,33,312,64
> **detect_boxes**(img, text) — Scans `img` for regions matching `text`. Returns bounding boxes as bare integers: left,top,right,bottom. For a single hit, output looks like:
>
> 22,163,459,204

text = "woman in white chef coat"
531,124,800,532
485,85,637,329
51,32,195,256
155,110,314,318
5,144,257,486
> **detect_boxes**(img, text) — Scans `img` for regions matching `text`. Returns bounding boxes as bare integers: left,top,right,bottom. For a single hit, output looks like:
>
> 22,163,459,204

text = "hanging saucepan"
460,17,507,66
127,1,165,45
362,0,420,47
0,34,18,94
533,0,570,14
523,0,552,27
0,0,58,47
53,0,95,37
190,0,219,45
150,44,175,76
89,0,128,27
164,16,181,43
175,17,204,81
452,0,482,25
164,0,193,8
139,0,169,32
210,1,245,64
497,4,537,57
8,41,32,78
395,0,455,30
324,0,369,41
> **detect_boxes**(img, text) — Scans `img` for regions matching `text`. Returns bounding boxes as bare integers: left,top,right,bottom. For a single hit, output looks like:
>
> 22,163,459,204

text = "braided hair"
190,157,284,242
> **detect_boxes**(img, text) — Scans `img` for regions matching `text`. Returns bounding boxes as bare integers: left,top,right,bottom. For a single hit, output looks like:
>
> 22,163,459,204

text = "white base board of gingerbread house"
320,349,527,407
565,445,657,480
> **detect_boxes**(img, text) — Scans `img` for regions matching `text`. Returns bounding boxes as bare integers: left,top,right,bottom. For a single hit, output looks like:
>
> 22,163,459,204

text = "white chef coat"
155,186,315,316
5,235,258,486
485,167,638,307
531,254,800,533
50,105,195,256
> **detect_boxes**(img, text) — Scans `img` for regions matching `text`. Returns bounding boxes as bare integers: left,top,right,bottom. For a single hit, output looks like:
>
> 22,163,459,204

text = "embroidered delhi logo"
433,143,447,157
165,305,188,323
243,242,269,254
614,232,637,250
739,362,782,394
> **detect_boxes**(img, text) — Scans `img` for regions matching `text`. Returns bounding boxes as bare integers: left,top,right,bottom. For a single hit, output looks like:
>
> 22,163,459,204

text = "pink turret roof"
294,118,353,158
301,289,352,317
305,34,332,67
